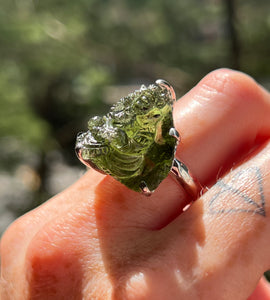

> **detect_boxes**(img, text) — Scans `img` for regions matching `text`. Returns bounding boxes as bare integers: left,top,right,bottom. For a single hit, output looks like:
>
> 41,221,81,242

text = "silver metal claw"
155,79,176,102
170,158,202,199
139,181,152,197
169,127,180,141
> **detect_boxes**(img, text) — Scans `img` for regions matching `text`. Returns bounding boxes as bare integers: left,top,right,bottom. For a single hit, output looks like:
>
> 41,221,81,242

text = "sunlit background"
0,0,270,279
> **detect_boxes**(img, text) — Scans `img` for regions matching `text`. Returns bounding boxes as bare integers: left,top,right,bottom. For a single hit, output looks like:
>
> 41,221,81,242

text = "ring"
75,79,201,198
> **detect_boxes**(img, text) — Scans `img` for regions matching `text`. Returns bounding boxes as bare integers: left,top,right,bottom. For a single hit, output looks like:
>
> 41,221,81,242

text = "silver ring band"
170,159,202,198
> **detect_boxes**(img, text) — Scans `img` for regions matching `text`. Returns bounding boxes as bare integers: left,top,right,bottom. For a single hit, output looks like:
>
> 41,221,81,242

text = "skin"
1,69,270,299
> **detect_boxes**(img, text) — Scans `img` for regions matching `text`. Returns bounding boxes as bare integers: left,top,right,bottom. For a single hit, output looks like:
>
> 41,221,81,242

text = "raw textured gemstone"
76,81,177,193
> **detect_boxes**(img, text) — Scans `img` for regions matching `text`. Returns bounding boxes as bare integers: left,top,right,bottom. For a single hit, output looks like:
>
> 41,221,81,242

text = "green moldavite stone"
76,81,177,193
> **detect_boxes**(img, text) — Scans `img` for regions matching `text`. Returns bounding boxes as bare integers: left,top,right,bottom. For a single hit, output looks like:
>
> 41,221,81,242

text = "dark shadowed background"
0,0,270,280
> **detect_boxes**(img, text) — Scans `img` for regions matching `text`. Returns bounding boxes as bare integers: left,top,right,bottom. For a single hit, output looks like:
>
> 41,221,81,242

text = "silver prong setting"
170,158,201,199
156,79,176,102
139,181,152,197
169,127,180,141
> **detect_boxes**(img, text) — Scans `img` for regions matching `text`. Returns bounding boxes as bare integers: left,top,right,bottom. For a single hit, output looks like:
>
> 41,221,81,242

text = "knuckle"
0,215,35,299
1,214,30,258
24,222,84,299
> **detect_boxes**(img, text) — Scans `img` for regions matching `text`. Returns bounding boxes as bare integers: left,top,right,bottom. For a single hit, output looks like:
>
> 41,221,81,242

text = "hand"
1,69,270,300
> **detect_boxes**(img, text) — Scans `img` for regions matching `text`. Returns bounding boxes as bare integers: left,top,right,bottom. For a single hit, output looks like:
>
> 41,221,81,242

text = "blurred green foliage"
0,0,270,218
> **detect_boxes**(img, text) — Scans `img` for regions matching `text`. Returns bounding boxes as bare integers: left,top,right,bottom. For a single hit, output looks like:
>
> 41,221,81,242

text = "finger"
159,140,270,299
174,68,270,185
94,68,270,230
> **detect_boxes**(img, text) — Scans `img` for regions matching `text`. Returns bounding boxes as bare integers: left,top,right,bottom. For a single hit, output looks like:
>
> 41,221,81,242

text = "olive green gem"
76,81,177,193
